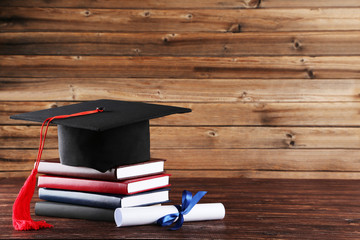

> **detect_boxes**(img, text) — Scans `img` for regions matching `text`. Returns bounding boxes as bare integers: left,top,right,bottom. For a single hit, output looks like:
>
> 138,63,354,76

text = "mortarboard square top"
10,99,191,172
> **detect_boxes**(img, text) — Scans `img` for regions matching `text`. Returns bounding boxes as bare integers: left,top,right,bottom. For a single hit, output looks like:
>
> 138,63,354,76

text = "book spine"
38,176,129,195
38,162,116,180
39,188,121,209
35,201,114,222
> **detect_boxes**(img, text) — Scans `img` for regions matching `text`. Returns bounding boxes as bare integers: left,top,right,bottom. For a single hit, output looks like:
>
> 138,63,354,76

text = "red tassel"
12,168,53,230
12,108,103,231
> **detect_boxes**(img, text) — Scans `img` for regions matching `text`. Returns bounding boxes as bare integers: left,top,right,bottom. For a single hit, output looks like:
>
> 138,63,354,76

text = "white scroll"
114,203,225,227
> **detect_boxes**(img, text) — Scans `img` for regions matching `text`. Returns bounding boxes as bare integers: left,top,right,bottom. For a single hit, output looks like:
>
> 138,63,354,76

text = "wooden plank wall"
1,0,360,179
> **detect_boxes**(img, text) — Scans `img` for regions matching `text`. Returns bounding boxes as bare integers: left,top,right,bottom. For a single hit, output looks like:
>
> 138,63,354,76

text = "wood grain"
1,8,360,32
2,149,360,172
260,0,360,8
168,170,360,179
1,79,359,102
2,0,360,9
5,170,360,179
3,177,360,239
2,31,360,56
3,101,360,126
1,125,360,149
1,56,360,79
0,0,260,9
1,1,360,180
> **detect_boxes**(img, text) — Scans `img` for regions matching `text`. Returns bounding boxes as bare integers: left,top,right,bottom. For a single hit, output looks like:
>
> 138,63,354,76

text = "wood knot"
284,139,296,148
143,11,151,17
83,10,92,17
238,91,254,102
228,24,241,33
293,39,302,50
71,56,82,60
157,89,163,96
162,34,177,44
50,103,58,108
285,133,296,147
208,130,218,137
133,48,141,55
186,13,193,19
253,0,262,8
162,37,169,44
286,133,293,138
307,69,315,79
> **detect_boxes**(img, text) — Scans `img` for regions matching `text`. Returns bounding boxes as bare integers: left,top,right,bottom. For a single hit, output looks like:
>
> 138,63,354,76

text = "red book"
37,173,171,195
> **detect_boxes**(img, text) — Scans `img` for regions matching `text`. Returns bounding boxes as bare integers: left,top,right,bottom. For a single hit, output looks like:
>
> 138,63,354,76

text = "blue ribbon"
156,190,207,230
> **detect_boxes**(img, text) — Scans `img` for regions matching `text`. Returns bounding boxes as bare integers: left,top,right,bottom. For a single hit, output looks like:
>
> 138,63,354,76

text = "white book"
37,158,165,180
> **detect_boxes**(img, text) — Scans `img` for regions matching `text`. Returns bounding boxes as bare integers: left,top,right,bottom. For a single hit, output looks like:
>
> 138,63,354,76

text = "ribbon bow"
157,190,207,230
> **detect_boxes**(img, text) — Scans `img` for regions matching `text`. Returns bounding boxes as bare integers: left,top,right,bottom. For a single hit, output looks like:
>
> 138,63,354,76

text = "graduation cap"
11,99,191,231
11,99,191,172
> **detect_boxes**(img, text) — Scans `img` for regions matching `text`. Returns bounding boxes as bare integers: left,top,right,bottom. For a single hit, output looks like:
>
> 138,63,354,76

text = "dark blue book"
39,187,170,209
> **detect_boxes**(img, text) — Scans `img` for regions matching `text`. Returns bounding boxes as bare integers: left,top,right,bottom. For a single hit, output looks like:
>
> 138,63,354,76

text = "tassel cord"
12,108,103,231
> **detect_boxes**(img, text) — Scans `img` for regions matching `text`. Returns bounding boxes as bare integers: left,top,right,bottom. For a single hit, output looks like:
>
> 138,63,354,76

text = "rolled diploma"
114,203,225,227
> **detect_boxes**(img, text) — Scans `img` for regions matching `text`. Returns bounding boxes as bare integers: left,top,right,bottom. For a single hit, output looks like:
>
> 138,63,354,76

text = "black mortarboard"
10,99,191,172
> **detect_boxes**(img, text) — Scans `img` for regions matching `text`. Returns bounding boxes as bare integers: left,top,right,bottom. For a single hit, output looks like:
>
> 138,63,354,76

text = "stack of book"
35,159,171,222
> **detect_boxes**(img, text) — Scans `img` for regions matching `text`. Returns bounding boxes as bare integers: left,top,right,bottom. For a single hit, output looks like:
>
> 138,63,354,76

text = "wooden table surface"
2,177,360,239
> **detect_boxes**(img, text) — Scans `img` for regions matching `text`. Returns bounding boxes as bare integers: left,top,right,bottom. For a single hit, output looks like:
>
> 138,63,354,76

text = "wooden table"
1,177,360,239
